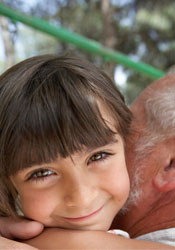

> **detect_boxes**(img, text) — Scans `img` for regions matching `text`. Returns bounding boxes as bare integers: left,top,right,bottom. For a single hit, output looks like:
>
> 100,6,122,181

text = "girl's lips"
62,206,103,222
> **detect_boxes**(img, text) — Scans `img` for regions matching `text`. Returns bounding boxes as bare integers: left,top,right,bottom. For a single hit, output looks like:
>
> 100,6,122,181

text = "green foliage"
1,0,175,103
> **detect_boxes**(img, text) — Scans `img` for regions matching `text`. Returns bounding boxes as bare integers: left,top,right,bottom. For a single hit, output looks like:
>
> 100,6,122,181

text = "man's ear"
153,159,175,192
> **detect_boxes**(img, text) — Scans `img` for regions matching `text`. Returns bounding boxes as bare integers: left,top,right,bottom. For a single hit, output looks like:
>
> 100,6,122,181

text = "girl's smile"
61,205,104,222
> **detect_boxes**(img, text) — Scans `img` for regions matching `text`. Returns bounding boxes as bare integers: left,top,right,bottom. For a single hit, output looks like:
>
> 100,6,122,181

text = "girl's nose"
63,173,97,208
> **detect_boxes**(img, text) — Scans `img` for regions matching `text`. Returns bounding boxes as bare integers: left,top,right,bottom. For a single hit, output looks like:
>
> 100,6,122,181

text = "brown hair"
0,53,132,216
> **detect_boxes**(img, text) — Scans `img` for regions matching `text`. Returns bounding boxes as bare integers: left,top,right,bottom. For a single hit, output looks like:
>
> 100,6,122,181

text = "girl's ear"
153,159,175,192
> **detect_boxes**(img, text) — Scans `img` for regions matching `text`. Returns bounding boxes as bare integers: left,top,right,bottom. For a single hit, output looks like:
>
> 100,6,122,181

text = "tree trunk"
0,16,15,69
101,0,117,80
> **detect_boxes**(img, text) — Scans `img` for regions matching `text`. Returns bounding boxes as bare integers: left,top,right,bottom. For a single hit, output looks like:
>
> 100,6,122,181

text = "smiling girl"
0,53,131,235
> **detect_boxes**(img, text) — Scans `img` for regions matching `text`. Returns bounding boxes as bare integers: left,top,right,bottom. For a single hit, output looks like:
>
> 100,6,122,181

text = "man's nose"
63,172,97,208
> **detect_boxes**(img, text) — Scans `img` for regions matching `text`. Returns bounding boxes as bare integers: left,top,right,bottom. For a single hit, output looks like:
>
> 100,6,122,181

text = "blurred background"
0,0,175,103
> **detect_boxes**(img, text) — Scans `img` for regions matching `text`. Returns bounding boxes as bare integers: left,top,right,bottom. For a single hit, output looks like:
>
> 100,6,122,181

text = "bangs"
2,67,116,176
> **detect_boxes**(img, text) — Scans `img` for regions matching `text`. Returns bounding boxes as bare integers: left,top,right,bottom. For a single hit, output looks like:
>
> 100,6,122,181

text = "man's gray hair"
136,86,175,159
122,84,175,211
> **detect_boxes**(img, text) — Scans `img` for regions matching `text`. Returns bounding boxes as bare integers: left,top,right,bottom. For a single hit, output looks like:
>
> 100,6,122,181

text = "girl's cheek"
102,159,130,198
19,192,54,219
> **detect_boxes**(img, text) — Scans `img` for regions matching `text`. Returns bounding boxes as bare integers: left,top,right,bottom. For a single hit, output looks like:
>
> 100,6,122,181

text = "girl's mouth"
61,206,103,222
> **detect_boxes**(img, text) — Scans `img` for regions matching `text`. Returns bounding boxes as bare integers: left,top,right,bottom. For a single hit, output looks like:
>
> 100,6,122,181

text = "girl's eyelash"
26,152,114,181
88,151,114,164
26,168,55,182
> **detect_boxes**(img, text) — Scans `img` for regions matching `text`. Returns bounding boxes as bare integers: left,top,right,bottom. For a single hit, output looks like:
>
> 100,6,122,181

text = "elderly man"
116,74,175,246
0,75,175,249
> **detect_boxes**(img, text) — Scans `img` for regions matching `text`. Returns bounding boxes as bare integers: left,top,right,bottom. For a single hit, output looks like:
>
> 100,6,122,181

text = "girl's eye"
27,169,55,181
88,152,111,164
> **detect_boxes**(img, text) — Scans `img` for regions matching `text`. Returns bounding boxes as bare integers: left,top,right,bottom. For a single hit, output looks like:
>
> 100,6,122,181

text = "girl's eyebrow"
19,162,53,173
85,138,119,153
19,138,120,172
18,157,56,172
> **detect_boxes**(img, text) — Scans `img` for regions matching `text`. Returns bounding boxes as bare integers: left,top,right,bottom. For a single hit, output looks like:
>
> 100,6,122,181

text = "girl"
0,53,131,233
0,54,172,249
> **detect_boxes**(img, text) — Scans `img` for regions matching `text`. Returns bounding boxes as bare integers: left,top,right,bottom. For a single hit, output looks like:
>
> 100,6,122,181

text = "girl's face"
11,107,130,231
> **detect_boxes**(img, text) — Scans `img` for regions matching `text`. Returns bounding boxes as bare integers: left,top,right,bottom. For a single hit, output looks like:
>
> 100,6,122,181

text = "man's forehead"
130,75,175,111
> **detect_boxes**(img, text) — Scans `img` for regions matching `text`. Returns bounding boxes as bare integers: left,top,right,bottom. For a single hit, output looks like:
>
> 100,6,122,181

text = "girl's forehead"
97,101,117,130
